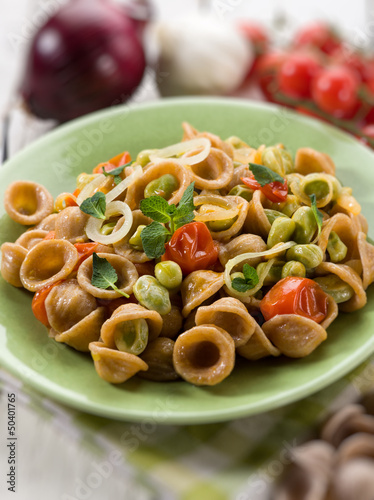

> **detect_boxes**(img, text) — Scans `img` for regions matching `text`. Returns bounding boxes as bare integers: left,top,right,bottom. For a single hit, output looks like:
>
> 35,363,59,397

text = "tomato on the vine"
241,175,288,203
278,52,321,99
293,22,341,55
254,51,286,101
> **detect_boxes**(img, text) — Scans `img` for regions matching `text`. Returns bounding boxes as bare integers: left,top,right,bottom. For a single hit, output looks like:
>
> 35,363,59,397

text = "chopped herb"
101,161,132,185
309,194,323,237
249,162,284,187
79,192,106,219
231,264,259,293
91,253,129,297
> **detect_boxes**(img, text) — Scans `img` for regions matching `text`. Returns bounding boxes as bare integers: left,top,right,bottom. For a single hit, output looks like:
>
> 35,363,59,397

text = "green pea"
314,275,354,304
264,209,289,225
279,148,294,175
327,231,348,263
155,261,183,290
228,184,253,202
281,260,306,279
286,244,324,269
114,318,148,355
267,217,296,248
207,217,237,232
144,174,179,201
129,225,146,251
257,261,284,286
136,149,157,168
262,147,284,176
100,222,116,235
133,275,171,315
292,206,318,244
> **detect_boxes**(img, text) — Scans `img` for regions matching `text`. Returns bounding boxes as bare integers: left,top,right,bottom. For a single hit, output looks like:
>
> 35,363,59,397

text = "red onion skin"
20,0,146,122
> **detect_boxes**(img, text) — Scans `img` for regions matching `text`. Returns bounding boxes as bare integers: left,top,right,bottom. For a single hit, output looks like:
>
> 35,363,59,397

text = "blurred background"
1,1,374,499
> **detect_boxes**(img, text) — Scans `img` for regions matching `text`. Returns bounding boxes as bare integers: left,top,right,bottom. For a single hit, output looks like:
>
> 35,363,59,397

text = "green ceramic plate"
1,98,373,424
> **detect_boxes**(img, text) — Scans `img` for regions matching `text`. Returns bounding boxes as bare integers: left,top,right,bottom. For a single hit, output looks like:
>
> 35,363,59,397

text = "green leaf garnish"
140,196,173,223
231,264,259,293
141,222,170,259
367,235,374,246
309,194,323,237
80,192,106,219
249,162,284,187
91,253,129,297
101,161,132,185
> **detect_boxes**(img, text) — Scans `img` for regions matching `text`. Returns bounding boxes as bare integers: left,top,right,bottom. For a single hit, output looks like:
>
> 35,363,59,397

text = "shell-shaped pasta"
101,303,163,347
4,181,54,225
113,210,152,263
219,234,267,268
54,207,89,243
262,314,327,358
125,160,192,210
50,307,105,352
291,173,334,208
195,297,256,347
315,262,367,312
15,229,48,250
318,213,359,261
194,194,249,241
294,147,335,176
0,243,28,287
181,270,224,317
182,122,234,159
77,253,138,299
321,295,339,330
45,279,97,332
139,338,179,381
243,190,271,238
236,323,280,360
357,232,374,290
225,163,251,193
34,213,58,232
184,148,234,190
351,213,369,235
20,239,79,291
233,148,257,165
159,305,183,339
173,324,235,385
89,341,148,384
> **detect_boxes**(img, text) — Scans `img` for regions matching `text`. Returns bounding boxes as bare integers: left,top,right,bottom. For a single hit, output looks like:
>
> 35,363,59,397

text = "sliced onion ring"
105,165,143,203
224,241,297,297
76,174,106,205
149,138,210,166
85,201,133,245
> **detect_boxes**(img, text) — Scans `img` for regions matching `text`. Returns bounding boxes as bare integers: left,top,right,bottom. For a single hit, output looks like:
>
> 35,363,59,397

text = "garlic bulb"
153,16,253,96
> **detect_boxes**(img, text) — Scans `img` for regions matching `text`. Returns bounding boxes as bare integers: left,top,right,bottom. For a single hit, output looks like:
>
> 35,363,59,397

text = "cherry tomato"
73,242,99,271
311,66,360,119
293,22,341,55
260,277,329,324
163,221,218,275
32,281,62,327
278,52,322,99
254,51,286,101
241,175,288,203
43,231,56,240
330,46,365,83
92,151,131,175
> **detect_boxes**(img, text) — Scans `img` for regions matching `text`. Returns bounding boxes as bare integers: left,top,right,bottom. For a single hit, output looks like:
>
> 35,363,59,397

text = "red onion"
20,0,147,122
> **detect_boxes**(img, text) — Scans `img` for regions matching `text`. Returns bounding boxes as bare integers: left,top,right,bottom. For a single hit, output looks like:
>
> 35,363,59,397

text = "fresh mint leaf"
309,194,323,237
177,182,195,210
80,192,106,219
249,163,284,187
91,253,129,297
173,206,196,229
102,161,132,186
231,277,252,293
141,222,169,259
242,264,259,287
140,196,173,224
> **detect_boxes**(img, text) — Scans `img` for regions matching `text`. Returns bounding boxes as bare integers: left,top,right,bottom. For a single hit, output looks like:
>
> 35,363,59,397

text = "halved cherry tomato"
43,231,56,240
32,281,62,327
241,175,288,203
92,151,131,175
260,277,329,324
73,242,99,271
163,221,219,275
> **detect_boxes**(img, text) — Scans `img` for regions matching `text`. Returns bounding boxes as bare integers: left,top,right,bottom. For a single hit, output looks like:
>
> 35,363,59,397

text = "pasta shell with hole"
20,239,79,291
262,314,327,358
89,341,148,383
77,253,138,299
34,213,58,232
50,307,105,352
0,243,28,287
243,190,271,238
184,148,234,190
318,213,359,261
357,232,374,290
181,270,224,317
54,206,89,244
125,160,192,210
15,229,48,250
295,147,336,175
315,262,366,312
236,323,280,360
4,181,54,225
101,303,163,347
219,233,267,268
195,297,256,347
182,122,234,159
113,210,152,263
224,163,251,193
173,324,235,386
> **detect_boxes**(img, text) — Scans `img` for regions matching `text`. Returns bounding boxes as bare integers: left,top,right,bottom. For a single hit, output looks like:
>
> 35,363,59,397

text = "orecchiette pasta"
1,123,373,387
